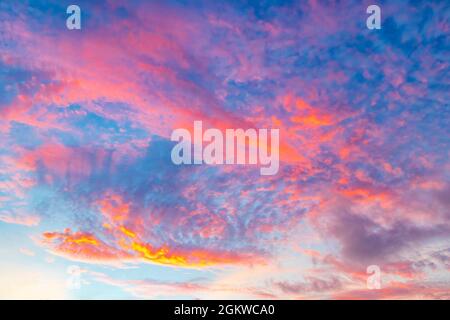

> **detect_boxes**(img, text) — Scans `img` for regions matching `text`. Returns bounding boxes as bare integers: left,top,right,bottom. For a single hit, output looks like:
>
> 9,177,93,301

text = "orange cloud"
42,229,133,263
339,186,392,204
41,227,261,267
97,193,131,222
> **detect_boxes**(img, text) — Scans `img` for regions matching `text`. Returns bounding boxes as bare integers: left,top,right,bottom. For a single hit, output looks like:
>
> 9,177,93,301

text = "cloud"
0,213,40,226
0,0,448,299
41,227,261,267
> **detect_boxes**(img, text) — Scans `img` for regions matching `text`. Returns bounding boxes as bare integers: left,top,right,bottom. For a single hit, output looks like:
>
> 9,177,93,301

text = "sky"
0,0,449,299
